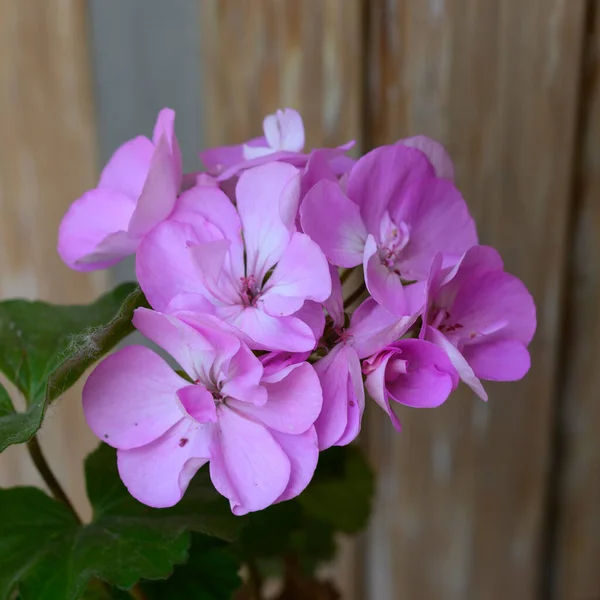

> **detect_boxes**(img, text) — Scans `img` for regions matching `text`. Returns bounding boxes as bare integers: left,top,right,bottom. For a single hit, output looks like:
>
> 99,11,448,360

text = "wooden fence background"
0,1,599,599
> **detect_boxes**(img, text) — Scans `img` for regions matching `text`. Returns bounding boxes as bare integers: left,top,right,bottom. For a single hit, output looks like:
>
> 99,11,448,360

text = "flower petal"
261,232,331,316
236,163,301,280
426,327,488,401
83,345,186,450
300,180,367,267
133,308,217,383
363,234,409,316
347,144,435,234
463,339,531,381
228,308,316,352
177,385,217,423
398,136,455,180
98,135,154,199
348,298,415,359
231,362,322,434
127,135,179,237
58,189,136,271
272,427,319,503
263,108,305,152
117,419,212,508
211,407,291,515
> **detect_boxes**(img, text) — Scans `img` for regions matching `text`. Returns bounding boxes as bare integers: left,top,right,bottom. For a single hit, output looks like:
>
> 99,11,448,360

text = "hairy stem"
27,435,81,523
343,282,367,308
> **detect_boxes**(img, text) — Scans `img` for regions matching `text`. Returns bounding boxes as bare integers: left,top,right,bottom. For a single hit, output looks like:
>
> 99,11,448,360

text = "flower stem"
343,282,367,308
128,583,150,600
340,267,355,285
247,558,264,600
27,435,81,523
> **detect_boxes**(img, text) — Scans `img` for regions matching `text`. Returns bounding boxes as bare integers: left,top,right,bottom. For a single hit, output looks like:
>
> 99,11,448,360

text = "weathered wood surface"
0,0,103,516
200,0,363,152
363,2,586,599
554,4,600,599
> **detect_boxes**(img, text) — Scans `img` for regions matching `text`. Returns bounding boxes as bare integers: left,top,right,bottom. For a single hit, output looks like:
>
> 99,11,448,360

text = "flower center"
378,220,410,274
430,307,464,334
240,275,261,307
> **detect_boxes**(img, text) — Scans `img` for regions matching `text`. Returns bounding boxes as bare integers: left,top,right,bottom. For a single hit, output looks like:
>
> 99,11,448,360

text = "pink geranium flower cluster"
59,108,536,515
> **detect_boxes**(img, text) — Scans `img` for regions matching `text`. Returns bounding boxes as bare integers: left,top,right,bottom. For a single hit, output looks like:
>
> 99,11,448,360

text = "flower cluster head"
60,108,536,515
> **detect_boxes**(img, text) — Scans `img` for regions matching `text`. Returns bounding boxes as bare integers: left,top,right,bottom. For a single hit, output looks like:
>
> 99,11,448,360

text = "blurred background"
0,1,598,599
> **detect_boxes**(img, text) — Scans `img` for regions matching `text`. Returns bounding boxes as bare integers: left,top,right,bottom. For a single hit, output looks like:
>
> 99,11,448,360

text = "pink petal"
348,298,414,359
426,327,488,401
83,345,186,450
136,219,210,311
300,180,367,267
363,235,409,316
463,339,531,381
199,143,246,173
261,232,331,316
293,301,326,341
190,240,241,305
313,345,362,450
133,308,217,383
177,385,217,423
324,266,345,328
152,108,183,186
300,149,337,199
347,144,435,234
228,307,316,352
335,346,365,446
272,427,319,502
128,135,179,238
171,186,244,280
236,163,301,280
220,343,267,407
98,136,154,199
263,108,305,152
396,178,478,280
230,362,321,434
117,419,212,508
58,189,136,271
211,407,291,515
398,136,455,180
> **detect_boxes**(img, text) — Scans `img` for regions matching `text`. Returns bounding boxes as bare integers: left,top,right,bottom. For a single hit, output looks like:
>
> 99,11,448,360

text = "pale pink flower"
199,108,354,181
83,308,322,515
58,109,182,271
136,162,332,352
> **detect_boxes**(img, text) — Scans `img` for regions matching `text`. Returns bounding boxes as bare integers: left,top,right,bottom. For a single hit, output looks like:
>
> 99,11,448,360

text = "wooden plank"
200,0,362,152
363,2,585,599
0,0,104,516
554,4,600,598
199,2,363,596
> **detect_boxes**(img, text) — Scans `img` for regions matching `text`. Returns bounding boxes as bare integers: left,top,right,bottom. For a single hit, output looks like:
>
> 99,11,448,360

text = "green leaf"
0,444,244,600
297,446,374,533
142,534,242,600
0,283,146,451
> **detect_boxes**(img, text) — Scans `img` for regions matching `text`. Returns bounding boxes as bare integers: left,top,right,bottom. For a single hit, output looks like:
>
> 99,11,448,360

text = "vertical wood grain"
0,0,103,515
363,2,585,599
200,0,362,152
554,3,600,598
200,2,363,596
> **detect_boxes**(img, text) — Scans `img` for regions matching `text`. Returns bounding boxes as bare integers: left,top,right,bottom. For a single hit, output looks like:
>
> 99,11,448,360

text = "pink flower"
199,108,355,181
398,135,455,180
137,162,332,352
83,308,322,515
363,339,458,430
301,143,477,316
58,108,182,271
422,246,537,400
